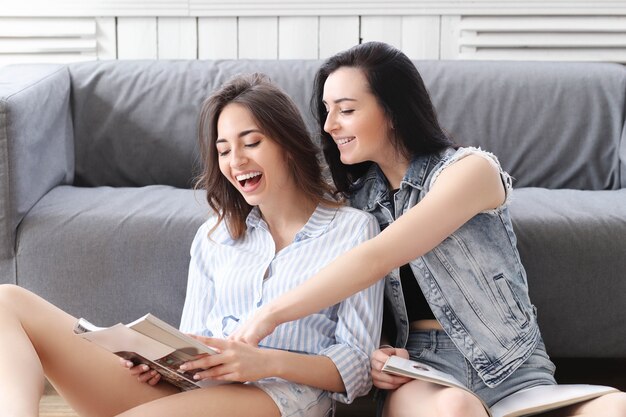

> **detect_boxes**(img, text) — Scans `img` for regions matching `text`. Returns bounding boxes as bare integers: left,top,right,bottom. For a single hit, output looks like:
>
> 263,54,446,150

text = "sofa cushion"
509,188,626,357
69,60,322,188
16,185,209,326
415,61,625,190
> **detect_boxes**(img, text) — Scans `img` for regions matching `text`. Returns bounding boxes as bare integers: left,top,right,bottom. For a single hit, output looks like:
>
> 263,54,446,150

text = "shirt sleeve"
179,223,216,336
317,214,385,404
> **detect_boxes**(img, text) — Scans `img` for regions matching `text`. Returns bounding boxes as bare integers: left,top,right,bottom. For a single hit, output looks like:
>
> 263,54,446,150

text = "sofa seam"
3,65,68,101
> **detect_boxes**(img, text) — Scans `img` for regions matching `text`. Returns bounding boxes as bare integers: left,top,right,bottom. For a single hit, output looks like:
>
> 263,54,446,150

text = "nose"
323,109,338,134
229,147,247,168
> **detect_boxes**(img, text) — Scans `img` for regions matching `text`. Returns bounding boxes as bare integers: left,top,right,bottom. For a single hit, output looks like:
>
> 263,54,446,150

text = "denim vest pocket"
493,273,530,329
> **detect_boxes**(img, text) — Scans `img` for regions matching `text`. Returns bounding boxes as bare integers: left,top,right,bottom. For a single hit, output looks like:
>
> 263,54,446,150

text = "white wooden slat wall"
117,17,157,59
3,14,626,66
198,17,237,59
158,17,197,59
0,17,97,65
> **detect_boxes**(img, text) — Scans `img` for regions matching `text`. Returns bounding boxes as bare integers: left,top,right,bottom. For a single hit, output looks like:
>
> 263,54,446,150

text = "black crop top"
399,263,435,321
388,189,435,322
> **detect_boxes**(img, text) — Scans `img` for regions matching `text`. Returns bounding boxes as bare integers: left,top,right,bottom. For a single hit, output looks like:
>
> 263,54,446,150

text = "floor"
40,358,626,417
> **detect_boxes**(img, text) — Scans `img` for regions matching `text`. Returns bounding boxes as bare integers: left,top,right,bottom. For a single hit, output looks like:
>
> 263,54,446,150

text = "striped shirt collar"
245,204,339,241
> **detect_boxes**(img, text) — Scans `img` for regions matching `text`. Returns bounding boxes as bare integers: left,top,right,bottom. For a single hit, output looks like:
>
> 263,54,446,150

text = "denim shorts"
405,329,557,407
249,377,334,417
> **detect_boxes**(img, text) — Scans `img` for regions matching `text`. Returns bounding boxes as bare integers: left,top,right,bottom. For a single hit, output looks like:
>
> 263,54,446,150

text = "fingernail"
179,364,187,371
141,365,149,371
193,374,200,380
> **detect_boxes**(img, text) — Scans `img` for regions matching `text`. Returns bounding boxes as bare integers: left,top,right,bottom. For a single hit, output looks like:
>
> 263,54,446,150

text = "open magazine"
74,313,222,391
382,355,617,417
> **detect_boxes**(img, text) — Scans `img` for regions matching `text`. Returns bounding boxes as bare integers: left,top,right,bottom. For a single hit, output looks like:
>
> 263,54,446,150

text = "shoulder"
190,215,233,253
429,147,510,210
331,206,380,235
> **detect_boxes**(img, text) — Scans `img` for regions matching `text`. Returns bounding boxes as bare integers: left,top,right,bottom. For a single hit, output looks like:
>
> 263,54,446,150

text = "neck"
259,188,318,253
377,154,410,190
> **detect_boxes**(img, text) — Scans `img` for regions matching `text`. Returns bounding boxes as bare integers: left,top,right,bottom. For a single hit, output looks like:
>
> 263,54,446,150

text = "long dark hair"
196,73,340,239
311,41,455,193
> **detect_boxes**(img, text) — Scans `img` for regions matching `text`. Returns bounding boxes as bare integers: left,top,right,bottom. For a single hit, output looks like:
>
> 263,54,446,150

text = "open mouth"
236,171,262,189
336,137,355,146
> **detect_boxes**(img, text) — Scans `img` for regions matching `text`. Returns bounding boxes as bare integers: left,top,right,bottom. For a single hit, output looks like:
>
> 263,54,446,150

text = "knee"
385,383,486,417
605,392,626,415
434,389,485,417
0,284,33,312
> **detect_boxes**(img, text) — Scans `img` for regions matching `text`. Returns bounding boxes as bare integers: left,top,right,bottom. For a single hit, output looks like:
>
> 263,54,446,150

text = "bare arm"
181,337,346,392
232,155,506,345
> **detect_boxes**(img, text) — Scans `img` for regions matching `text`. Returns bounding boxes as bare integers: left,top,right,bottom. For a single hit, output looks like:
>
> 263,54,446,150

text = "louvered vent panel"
0,18,97,65
456,16,626,62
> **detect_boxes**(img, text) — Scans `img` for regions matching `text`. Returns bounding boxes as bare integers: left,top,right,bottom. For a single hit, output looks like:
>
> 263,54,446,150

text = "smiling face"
216,103,293,208
322,66,396,166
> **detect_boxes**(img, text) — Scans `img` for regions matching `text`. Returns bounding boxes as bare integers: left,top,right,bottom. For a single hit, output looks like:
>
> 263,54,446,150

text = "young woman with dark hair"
233,43,626,417
0,74,384,417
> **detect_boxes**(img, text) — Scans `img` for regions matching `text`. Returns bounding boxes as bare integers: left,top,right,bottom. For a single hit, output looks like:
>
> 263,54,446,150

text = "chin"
340,154,363,166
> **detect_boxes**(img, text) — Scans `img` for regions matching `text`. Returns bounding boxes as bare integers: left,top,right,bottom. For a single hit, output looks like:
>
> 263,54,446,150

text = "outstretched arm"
181,337,346,392
231,155,506,345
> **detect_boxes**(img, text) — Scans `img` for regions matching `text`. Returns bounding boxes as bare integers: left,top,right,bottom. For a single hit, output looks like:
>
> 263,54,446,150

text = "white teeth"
236,172,262,181
337,137,354,145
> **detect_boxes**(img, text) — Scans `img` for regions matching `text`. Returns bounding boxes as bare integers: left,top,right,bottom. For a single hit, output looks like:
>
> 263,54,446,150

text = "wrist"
261,302,283,329
262,348,283,379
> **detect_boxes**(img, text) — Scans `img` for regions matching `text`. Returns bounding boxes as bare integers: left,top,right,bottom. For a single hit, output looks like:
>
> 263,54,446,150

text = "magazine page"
128,314,218,357
77,323,175,360
382,355,469,391
490,384,618,417
382,356,492,416
75,315,224,390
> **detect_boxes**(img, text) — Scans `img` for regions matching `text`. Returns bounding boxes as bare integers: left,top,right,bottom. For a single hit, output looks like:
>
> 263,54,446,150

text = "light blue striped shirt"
179,204,384,403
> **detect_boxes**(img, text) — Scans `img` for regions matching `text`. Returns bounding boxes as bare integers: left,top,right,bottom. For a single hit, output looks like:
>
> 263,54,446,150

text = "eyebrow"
216,129,263,144
322,97,358,105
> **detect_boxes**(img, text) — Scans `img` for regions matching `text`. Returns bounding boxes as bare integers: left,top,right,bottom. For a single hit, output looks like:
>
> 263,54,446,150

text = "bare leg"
0,284,177,417
383,379,488,417
540,392,626,417
117,383,280,417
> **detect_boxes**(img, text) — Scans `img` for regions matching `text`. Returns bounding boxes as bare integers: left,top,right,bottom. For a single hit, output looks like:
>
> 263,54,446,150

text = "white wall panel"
318,16,359,58
238,17,278,59
443,15,626,62
96,17,117,59
158,17,197,59
440,15,461,59
198,17,237,59
278,17,318,59
117,17,157,59
361,16,403,50
0,17,97,66
401,16,440,59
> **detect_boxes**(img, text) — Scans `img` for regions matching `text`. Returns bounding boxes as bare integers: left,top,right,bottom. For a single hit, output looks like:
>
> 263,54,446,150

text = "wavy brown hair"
196,73,341,239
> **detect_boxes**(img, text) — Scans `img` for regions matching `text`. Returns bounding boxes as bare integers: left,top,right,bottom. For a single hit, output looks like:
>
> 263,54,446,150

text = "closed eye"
340,109,355,114
245,141,261,148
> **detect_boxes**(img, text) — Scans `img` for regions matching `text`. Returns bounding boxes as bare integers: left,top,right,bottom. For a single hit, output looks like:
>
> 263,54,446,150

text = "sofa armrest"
0,64,74,283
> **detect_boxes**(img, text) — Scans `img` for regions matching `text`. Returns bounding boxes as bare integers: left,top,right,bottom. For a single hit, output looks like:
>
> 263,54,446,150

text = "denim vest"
349,147,541,388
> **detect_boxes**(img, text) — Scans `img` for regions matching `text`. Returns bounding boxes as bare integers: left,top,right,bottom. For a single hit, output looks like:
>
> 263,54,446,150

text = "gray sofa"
1,59,625,409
